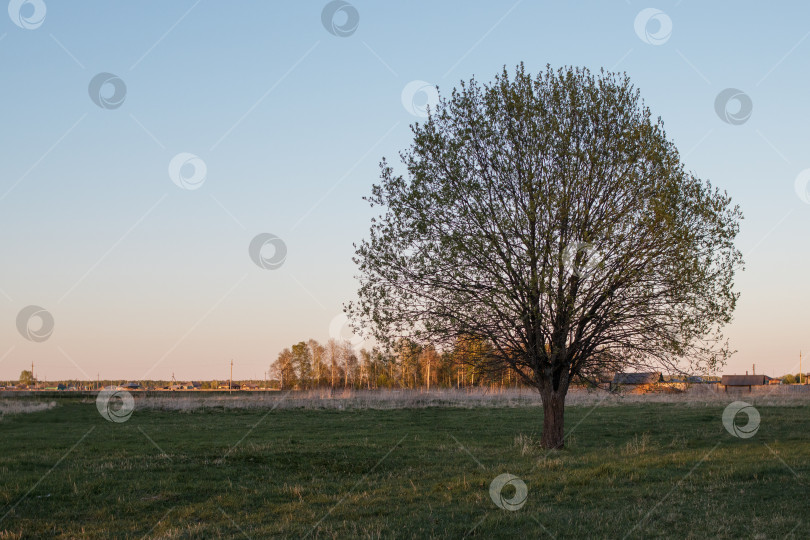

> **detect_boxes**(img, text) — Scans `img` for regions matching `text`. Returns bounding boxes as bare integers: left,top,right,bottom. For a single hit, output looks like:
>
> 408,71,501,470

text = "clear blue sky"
2,1,809,380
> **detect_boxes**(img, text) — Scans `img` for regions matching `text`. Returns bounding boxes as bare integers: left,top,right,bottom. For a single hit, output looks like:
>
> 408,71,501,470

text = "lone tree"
349,65,742,449
19,370,35,387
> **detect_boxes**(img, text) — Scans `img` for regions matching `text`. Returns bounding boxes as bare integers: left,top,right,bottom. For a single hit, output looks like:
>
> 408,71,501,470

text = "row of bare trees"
270,336,526,390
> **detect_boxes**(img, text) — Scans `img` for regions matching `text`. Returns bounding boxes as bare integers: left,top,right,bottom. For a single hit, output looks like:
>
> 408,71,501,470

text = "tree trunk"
540,389,566,449
426,359,431,391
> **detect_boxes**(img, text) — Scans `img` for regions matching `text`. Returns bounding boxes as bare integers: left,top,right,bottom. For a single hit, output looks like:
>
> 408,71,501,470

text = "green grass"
0,397,806,538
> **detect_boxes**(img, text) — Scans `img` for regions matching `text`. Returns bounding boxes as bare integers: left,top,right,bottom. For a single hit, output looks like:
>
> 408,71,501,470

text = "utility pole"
801,351,803,385
230,359,233,394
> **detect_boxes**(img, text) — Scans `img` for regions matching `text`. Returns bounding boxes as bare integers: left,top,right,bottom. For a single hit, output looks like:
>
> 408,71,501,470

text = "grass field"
0,394,807,538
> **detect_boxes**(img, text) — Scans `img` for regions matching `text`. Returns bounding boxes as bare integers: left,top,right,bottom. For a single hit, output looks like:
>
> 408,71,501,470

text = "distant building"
611,372,663,392
118,382,142,391
720,375,769,391
172,382,201,390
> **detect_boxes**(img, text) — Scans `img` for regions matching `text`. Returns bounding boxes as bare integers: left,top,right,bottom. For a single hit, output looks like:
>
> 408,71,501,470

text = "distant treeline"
5,344,806,389
270,337,522,390
1,336,523,390
1,378,228,390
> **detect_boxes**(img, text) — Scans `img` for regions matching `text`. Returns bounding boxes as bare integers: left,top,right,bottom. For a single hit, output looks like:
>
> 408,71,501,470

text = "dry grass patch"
118,385,810,413
0,400,56,418
622,432,655,456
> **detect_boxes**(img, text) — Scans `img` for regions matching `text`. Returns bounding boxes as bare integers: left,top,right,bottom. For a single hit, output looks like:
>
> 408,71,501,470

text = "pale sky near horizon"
1,1,809,381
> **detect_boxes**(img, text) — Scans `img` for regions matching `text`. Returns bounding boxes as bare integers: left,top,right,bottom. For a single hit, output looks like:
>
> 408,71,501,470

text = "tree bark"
540,388,567,449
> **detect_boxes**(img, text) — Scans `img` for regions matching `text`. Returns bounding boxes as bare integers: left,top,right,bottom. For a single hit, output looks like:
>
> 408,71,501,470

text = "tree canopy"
19,370,35,386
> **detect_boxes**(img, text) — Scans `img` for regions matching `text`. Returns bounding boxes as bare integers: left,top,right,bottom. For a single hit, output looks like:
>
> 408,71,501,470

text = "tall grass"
0,400,56,418
127,385,810,412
